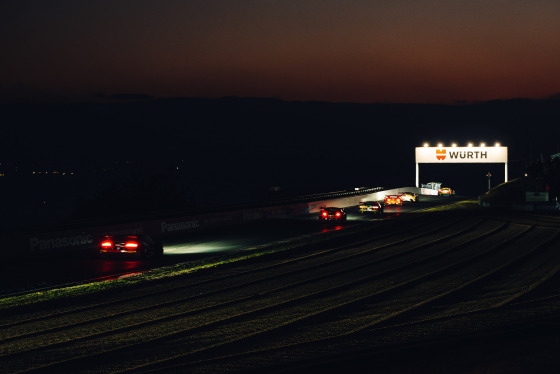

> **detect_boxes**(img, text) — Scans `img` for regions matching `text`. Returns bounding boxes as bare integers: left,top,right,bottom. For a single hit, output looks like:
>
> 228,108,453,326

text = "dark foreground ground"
271,317,560,374
1,204,560,373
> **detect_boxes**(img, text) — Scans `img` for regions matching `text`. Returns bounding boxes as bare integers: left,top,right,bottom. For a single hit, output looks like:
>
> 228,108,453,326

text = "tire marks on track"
1,211,560,374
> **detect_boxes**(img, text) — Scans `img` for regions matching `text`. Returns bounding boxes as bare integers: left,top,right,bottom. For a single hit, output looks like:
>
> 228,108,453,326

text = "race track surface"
1,199,560,373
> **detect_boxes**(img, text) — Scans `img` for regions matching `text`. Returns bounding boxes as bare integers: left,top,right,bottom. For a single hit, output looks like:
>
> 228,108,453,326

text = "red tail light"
335,212,341,217
101,240,113,248
125,241,139,249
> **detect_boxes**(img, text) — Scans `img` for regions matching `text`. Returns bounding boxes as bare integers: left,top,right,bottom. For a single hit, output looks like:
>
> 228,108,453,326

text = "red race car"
100,234,163,258
319,207,347,221
384,195,402,206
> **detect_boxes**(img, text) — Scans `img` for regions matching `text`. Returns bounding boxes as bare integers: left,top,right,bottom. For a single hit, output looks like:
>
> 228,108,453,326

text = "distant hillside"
1,96,559,194
1,96,559,227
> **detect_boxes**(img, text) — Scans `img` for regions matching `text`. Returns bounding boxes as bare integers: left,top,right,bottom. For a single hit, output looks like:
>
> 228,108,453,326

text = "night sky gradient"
2,0,560,103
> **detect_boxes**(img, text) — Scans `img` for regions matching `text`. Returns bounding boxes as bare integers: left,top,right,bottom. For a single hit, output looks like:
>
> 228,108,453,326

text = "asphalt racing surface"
2,197,560,373
0,195,445,296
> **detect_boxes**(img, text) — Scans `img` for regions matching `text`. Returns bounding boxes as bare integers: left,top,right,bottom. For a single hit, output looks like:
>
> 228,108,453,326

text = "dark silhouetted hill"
1,96,559,227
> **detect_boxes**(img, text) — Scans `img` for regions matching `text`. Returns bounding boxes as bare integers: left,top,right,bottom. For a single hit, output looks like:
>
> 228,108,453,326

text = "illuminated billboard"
414,144,508,187
415,146,507,164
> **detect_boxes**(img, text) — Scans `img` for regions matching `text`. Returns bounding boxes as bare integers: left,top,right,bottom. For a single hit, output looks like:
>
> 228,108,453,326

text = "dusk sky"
2,0,560,103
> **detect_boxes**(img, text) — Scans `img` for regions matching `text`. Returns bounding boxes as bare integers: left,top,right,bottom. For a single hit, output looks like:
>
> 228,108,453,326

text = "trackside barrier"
17,223,145,258
1,203,313,259
421,188,439,196
3,187,421,259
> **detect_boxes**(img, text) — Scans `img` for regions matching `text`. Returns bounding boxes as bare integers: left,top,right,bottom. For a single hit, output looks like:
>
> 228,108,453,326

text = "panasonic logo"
448,151,488,159
161,220,200,233
29,232,93,251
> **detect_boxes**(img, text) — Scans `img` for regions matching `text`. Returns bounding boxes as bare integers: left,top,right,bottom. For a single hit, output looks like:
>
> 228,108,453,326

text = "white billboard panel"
415,146,507,164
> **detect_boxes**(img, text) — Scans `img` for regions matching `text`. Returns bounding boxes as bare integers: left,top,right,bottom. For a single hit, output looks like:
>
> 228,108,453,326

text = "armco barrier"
3,187,421,259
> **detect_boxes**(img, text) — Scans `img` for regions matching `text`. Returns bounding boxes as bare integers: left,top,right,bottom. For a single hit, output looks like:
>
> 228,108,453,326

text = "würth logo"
436,149,446,160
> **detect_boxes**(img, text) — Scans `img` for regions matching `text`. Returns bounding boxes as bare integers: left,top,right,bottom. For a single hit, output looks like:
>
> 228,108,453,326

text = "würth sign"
416,146,507,164
414,144,508,187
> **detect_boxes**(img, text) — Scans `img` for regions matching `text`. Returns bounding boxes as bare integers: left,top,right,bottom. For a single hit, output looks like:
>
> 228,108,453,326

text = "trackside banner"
415,146,507,163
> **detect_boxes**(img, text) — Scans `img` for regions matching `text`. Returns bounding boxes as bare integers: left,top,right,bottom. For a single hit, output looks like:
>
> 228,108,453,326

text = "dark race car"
100,234,163,258
319,207,347,221
359,201,384,215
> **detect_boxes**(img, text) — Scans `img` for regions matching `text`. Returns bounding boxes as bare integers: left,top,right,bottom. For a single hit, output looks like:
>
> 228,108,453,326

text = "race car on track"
359,201,384,215
438,187,455,196
100,234,163,257
384,195,403,206
319,207,347,221
399,192,418,202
